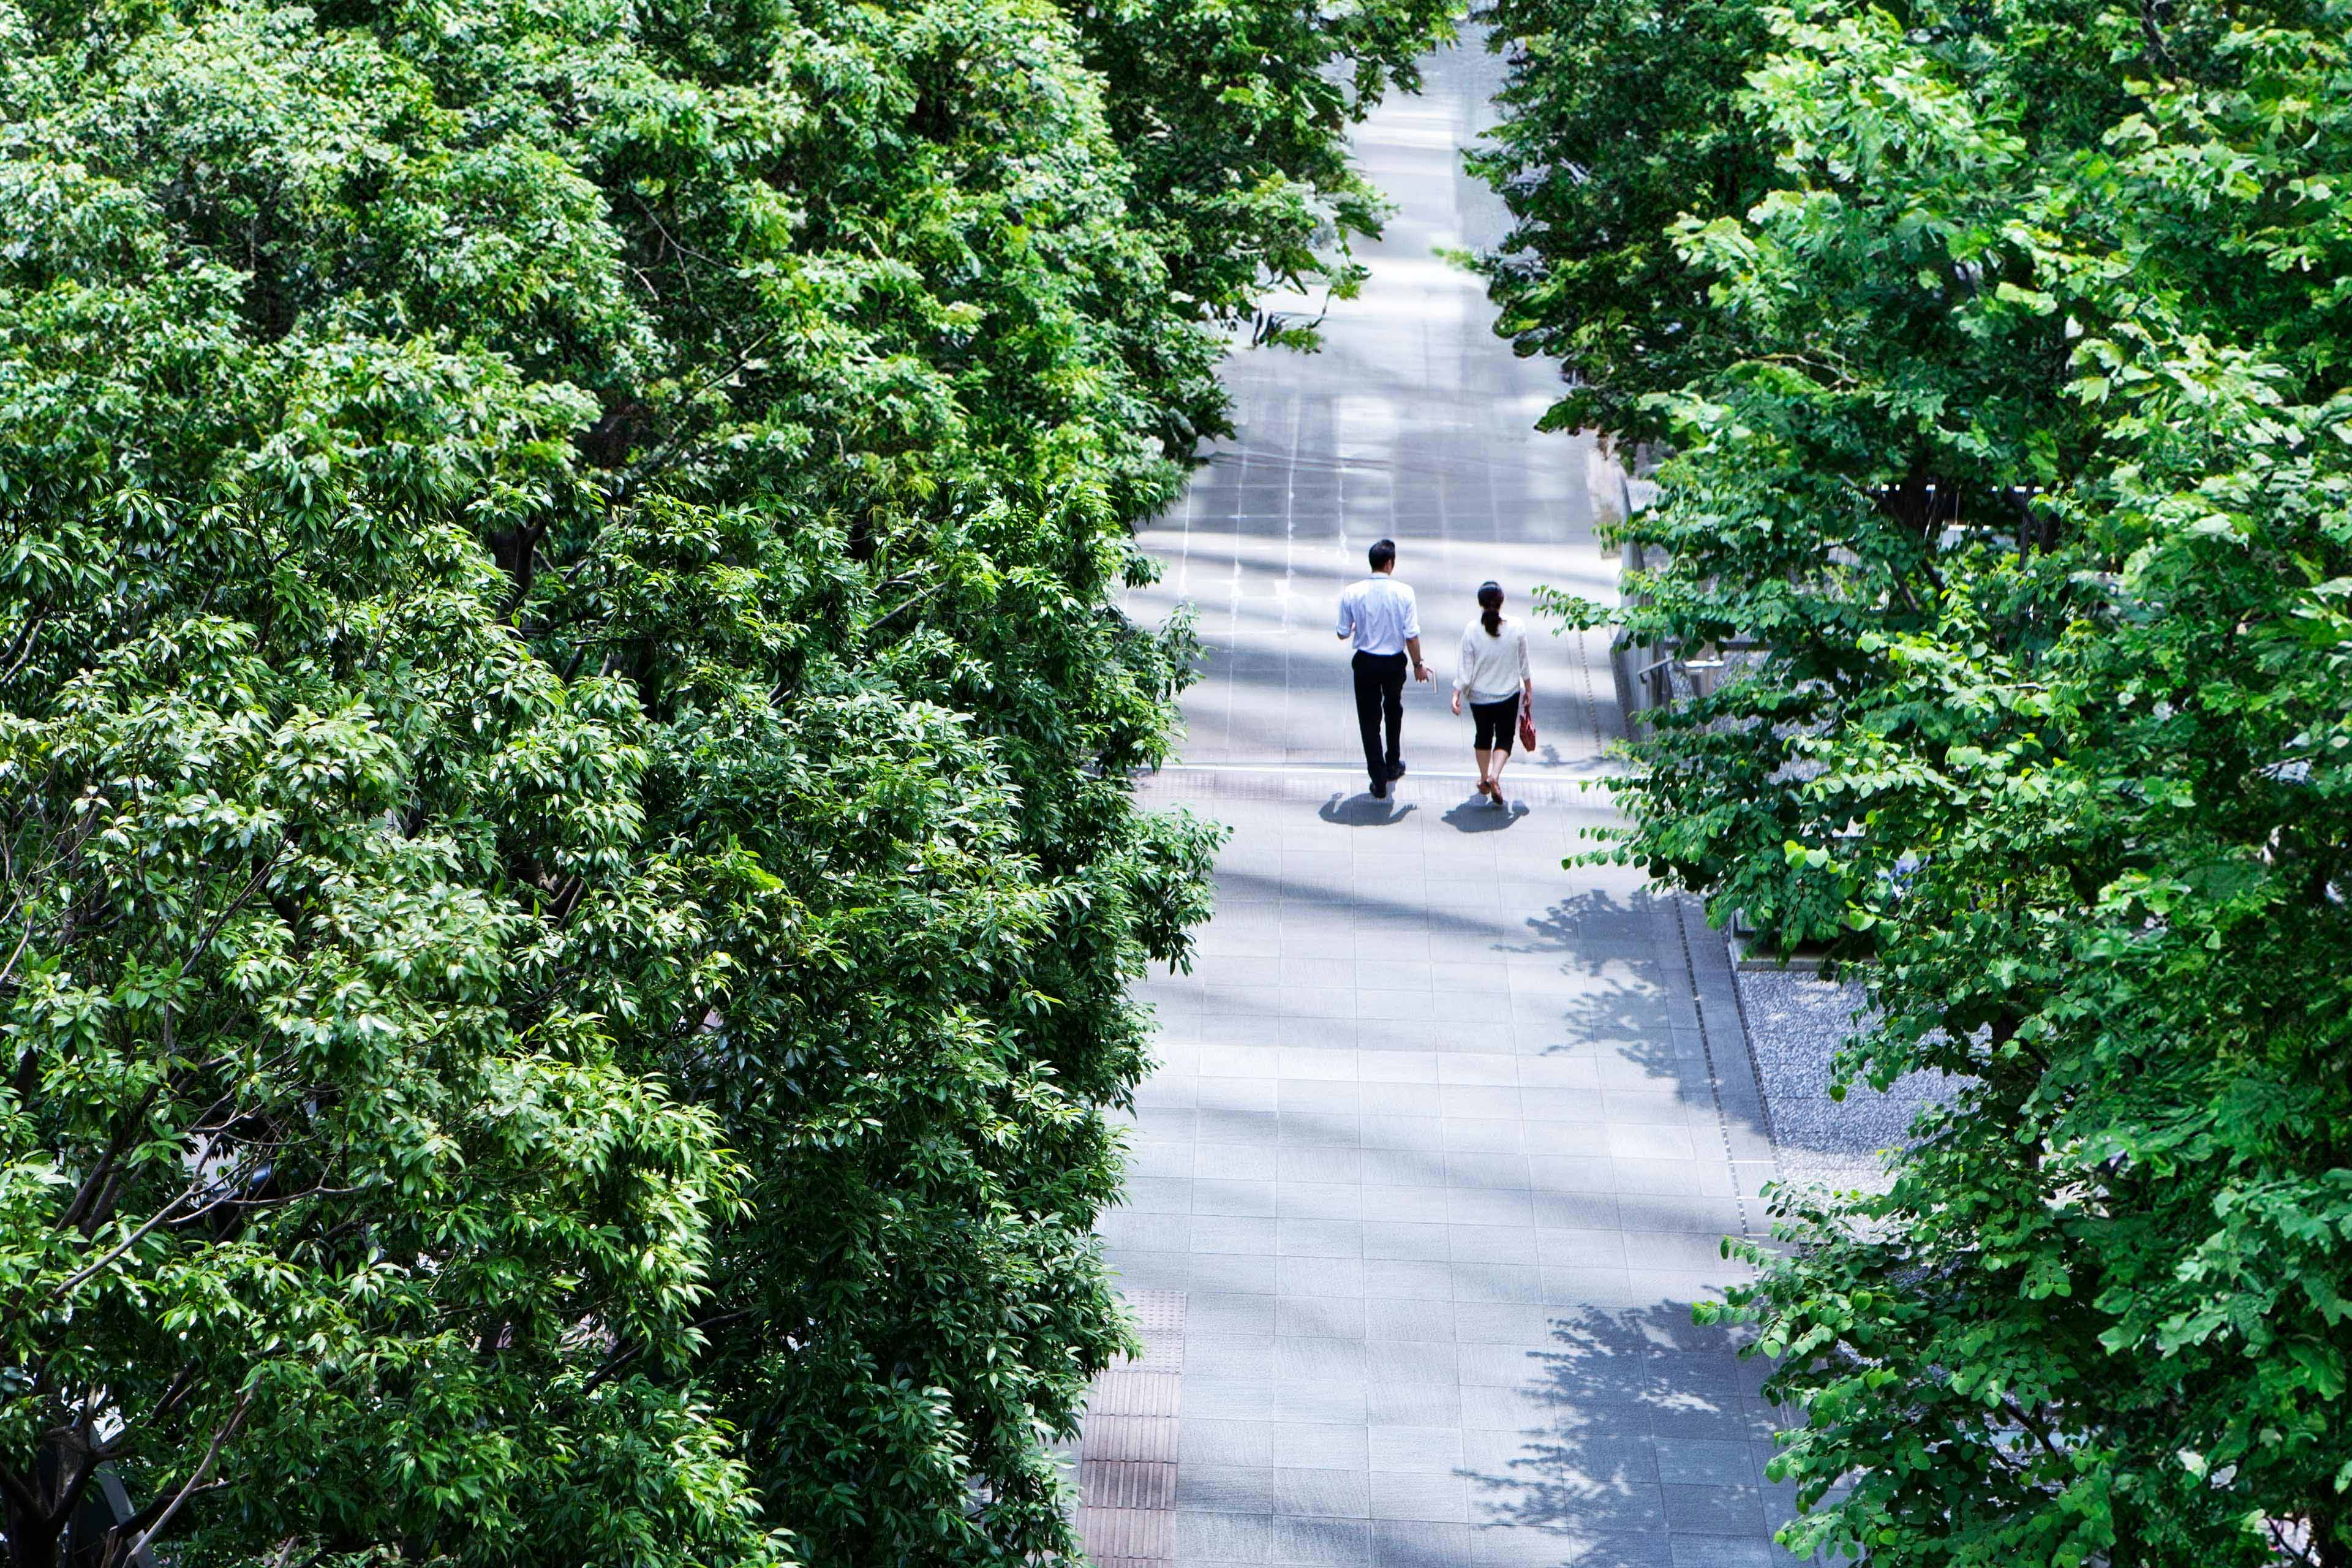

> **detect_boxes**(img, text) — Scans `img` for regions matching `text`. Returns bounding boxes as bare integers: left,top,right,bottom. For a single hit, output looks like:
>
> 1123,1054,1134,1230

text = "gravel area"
1736,965,1959,1194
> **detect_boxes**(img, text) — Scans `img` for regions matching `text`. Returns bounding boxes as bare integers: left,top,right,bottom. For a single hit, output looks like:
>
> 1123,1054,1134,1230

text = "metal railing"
1600,466,1763,738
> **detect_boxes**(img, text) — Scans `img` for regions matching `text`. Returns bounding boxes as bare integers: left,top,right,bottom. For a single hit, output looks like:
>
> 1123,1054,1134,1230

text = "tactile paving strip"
1074,1289,1185,1567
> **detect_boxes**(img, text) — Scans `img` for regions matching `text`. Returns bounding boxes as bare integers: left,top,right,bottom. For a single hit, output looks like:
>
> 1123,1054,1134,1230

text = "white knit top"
1455,617,1531,702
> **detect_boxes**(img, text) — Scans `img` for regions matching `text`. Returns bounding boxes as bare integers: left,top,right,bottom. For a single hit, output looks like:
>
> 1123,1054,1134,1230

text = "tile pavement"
1094,31,1799,1568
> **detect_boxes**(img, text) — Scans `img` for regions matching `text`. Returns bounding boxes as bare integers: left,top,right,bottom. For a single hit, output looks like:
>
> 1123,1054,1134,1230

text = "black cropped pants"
1471,693,1520,752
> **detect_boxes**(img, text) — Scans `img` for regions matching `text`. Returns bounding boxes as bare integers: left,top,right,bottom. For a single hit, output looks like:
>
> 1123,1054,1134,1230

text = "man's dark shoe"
1370,776,1389,799
1388,760,1407,781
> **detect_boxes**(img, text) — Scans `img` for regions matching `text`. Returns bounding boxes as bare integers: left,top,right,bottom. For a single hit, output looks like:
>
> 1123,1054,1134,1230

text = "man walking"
1335,538,1430,798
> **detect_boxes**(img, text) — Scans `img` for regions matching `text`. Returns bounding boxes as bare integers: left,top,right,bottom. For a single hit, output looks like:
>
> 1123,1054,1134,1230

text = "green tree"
0,0,1448,1563
1477,0,2352,1560
1470,0,1777,439
1066,0,1458,393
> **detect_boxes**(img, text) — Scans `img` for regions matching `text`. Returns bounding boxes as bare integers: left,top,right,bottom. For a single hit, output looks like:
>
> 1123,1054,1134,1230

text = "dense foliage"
1477,0,2352,1561
1469,0,1776,439
0,0,1453,1564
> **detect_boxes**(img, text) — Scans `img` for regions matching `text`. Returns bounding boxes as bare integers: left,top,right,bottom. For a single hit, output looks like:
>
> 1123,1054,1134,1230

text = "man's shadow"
1442,796,1532,833
1319,792,1416,827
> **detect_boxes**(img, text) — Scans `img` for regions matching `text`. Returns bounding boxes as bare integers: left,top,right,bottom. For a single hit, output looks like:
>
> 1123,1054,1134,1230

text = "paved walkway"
1097,34,1793,1568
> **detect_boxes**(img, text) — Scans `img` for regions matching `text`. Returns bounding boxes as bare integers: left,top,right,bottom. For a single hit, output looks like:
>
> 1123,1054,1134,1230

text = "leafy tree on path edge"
0,1,1458,1564
1476,0,2352,1560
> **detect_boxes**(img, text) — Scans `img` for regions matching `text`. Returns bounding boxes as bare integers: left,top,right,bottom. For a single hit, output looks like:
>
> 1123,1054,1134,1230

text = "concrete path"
1096,34,1794,1568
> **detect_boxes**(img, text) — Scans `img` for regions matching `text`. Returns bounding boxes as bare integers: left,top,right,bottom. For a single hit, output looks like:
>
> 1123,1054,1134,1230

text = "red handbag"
1518,696,1537,752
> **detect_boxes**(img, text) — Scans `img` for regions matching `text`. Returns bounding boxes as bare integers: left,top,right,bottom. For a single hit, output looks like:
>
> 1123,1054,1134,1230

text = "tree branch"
118,1385,255,1561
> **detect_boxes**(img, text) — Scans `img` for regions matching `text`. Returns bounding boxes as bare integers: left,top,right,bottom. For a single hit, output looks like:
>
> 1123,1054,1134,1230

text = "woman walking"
1451,581,1532,803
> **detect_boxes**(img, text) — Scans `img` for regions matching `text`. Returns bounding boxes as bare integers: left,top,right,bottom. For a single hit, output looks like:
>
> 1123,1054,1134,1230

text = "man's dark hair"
1368,538,1396,572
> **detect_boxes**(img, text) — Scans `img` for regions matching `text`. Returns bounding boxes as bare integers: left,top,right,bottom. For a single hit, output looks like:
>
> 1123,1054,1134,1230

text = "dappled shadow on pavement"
1507,889,1691,1034
1461,1301,1791,1566
1506,888,1684,960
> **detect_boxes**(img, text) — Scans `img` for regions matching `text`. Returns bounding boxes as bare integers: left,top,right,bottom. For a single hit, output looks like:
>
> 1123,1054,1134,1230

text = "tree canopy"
1477,0,2352,1560
0,1,1453,1564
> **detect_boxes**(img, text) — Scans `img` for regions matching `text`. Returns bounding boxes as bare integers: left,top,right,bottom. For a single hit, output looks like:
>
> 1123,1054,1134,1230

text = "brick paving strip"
1078,29,1801,1568
1076,1290,1188,1567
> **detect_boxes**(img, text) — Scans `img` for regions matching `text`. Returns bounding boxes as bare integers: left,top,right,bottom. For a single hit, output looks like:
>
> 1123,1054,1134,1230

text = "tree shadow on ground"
1318,792,1417,827
1490,887,1781,1152
1442,795,1532,833
1508,890,1690,1020
1503,892,1950,1188
1502,886,1687,960
1460,1300,1795,1566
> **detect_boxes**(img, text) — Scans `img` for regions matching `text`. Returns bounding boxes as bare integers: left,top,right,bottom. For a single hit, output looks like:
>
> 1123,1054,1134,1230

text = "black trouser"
1352,650,1407,783
1471,693,1520,752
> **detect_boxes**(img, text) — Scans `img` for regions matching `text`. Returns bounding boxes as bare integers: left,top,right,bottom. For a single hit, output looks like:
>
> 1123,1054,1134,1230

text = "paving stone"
1178,1510,1275,1561
1199,1179,1280,1218
1271,1469,1374,1518
1362,1259,1454,1300
1182,1419,1277,1469
1278,1218,1365,1257
1469,1525,1581,1566
1281,1183,1365,1221
1361,1185,1452,1224
1363,1222,1452,1262
1372,1520,1473,1567
1191,1293,1278,1338
1194,1222,1289,1260
1278,1380,1373,1425
1186,1379,1278,1422
1660,1482,1768,1533
1262,1515,1375,1567
1371,1472,1471,1524
1179,1464,1280,1513
1670,1540,1780,1568
1570,1532,1676,1568
1276,1256,1365,1298
1273,1422,1373,1470
1279,1297,1368,1343
1282,1148,1368,1184
1368,1382,1463,1427
1655,1437,1761,1488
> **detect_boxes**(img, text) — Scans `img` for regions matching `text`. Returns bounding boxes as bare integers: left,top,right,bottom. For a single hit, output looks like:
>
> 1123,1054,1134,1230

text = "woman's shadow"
1442,794,1532,833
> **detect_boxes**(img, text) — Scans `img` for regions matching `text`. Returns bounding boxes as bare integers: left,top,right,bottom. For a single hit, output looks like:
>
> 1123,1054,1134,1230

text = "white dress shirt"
1456,617,1531,701
1336,576,1420,655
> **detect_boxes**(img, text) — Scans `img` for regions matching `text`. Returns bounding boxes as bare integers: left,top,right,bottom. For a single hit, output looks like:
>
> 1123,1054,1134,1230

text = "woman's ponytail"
1477,581,1504,638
